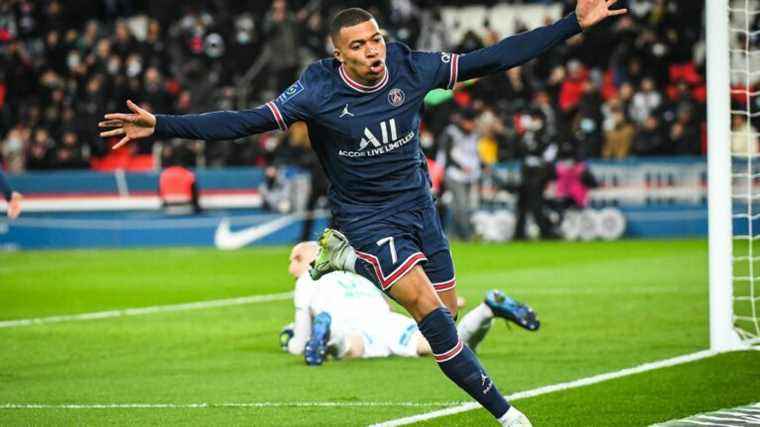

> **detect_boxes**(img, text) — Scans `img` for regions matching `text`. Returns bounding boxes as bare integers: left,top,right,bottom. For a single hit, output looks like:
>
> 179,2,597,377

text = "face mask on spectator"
67,52,80,70
580,118,596,133
108,57,121,75
126,58,142,77
205,33,224,58
237,31,250,44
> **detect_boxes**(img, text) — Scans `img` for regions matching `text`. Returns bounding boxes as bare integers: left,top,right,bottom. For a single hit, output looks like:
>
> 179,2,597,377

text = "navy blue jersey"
154,13,581,225
269,42,464,225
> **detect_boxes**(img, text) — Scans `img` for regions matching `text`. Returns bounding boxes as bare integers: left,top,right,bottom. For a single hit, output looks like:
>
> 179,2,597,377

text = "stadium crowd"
0,0,706,173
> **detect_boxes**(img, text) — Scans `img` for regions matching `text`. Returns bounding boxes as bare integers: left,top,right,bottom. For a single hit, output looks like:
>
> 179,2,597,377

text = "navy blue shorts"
337,203,456,293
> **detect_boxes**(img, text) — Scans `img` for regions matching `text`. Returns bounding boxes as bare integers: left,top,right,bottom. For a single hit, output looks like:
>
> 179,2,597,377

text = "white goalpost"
708,0,759,350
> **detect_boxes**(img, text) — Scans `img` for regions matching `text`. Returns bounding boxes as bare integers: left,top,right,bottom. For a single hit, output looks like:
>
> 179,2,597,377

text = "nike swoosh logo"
214,215,297,250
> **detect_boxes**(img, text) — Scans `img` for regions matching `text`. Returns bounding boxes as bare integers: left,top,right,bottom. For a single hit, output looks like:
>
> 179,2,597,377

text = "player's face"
288,244,318,278
334,19,386,84
288,249,305,278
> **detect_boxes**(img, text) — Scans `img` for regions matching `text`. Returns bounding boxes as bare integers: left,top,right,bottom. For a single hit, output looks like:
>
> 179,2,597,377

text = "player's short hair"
329,8,375,42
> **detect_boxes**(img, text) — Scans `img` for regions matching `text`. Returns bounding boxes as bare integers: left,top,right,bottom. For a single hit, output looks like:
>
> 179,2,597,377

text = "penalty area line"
0,401,468,410
0,292,293,329
370,349,723,427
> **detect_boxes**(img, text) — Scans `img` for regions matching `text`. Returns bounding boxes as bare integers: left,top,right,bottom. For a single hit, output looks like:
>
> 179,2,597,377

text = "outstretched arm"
288,307,312,355
457,0,626,81
99,100,281,149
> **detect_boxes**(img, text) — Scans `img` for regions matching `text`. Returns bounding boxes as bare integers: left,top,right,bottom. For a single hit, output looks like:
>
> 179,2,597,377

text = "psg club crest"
388,88,405,107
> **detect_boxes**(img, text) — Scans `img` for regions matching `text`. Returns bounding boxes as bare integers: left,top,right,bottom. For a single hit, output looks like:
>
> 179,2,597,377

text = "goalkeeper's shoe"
499,406,533,427
304,312,331,366
485,290,540,331
309,228,356,280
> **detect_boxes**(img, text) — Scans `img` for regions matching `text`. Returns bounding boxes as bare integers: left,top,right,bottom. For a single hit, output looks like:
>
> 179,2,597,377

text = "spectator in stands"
617,82,635,116
27,129,53,170
531,90,558,138
474,66,534,117
439,109,482,241
632,115,666,156
602,106,635,159
301,11,328,62
514,109,557,240
567,108,602,159
629,77,662,125
55,129,89,169
731,114,759,156
0,0,706,172
669,104,701,155
559,60,587,113
262,0,300,93
416,8,451,52
1,124,28,173
576,71,605,155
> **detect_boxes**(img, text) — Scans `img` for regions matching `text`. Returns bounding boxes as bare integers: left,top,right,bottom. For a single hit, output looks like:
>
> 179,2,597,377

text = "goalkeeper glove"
279,322,295,352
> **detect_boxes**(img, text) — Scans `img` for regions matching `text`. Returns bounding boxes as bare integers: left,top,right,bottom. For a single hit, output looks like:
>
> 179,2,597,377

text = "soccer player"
0,171,22,219
99,2,625,424
283,242,539,364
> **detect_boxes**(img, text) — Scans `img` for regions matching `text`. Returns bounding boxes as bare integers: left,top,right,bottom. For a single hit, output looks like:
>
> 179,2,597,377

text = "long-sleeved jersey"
288,271,390,355
154,13,582,226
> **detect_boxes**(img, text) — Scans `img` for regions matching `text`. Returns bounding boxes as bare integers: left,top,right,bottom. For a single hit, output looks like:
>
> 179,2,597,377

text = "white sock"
498,406,531,426
457,303,494,351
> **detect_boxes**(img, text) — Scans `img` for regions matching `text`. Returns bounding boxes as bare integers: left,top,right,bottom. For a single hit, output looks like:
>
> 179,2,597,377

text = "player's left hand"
7,192,22,220
575,0,627,30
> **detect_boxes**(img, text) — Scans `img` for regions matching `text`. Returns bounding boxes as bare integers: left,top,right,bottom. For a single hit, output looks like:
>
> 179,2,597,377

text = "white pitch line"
0,401,467,410
677,421,737,426
653,402,760,426
0,292,293,329
370,349,723,427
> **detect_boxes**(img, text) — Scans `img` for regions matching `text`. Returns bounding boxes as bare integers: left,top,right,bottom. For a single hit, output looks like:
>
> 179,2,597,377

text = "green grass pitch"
0,239,758,426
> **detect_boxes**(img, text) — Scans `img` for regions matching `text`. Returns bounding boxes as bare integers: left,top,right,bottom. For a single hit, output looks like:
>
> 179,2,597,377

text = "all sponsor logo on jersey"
441,53,452,63
388,88,405,107
338,118,415,158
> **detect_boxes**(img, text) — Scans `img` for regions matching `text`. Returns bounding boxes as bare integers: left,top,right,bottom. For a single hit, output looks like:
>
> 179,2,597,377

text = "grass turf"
0,239,756,426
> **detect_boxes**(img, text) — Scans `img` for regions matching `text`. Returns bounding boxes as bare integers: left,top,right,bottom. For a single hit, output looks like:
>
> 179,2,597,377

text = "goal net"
711,0,760,348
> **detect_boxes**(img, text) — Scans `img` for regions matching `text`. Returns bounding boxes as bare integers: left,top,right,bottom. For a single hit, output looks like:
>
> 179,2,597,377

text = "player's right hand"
99,100,156,149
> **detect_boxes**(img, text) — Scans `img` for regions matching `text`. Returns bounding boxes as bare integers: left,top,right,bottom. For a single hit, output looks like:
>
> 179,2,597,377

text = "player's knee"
437,291,459,319
390,267,446,321
401,290,441,321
